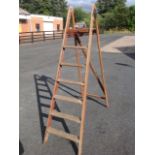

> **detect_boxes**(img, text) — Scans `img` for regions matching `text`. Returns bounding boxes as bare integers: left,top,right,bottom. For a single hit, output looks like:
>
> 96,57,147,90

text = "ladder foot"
44,132,49,144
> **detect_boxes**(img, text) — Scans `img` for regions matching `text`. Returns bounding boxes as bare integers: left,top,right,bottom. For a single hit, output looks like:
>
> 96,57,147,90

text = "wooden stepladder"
44,4,109,155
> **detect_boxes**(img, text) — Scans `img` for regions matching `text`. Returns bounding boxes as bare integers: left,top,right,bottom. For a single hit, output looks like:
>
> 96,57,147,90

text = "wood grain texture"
47,127,79,143
51,110,81,123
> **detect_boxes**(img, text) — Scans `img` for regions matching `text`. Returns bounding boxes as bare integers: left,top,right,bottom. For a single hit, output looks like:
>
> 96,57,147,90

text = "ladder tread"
58,79,84,86
60,62,83,68
63,45,87,50
47,127,79,143
51,110,81,123
54,95,82,105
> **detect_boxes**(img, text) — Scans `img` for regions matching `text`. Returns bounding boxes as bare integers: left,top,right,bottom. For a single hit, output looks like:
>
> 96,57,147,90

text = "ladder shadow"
19,140,24,155
34,74,78,154
34,74,104,154
45,75,105,107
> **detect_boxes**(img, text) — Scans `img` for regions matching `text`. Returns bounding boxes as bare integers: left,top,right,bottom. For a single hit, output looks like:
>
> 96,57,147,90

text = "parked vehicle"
75,22,87,29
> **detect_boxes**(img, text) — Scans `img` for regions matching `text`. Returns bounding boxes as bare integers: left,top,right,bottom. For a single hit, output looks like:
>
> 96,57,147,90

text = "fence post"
31,32,34,43
62,30,63,38
53,30,55,40
19,34,21,44
43,31,45,41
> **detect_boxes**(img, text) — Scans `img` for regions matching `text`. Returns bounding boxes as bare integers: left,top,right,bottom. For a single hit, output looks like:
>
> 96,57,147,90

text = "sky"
67,0,135,11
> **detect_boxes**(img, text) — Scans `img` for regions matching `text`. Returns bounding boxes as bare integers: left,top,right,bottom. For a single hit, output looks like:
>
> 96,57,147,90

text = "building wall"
31,17,43,32
19,15,63,33
19,19,30,32
53,18,63,30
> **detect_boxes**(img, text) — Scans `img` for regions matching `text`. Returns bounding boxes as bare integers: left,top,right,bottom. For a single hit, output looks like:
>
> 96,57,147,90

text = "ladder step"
60,62,83,68
63,45,87,50
58,79,84,86
47,127,79,143
54,95,82,105
51,111,81,123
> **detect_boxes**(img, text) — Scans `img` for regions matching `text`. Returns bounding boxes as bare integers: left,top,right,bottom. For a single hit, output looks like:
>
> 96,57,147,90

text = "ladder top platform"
67,28,96,35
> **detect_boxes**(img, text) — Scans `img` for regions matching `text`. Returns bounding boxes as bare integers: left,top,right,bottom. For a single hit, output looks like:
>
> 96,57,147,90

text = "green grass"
100,28,134,35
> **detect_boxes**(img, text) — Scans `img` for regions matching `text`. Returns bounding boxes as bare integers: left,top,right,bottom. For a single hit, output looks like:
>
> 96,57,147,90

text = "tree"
96,0,131,30
20,0,68,28
19,0,67,17
74,7,88,22
97,0,116,15
96,0,126,16
74,7,91,27
127,5,135,32
112,5,129,28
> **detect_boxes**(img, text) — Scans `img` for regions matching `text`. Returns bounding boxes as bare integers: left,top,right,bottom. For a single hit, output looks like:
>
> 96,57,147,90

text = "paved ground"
20,33,135,155
102,36,135,53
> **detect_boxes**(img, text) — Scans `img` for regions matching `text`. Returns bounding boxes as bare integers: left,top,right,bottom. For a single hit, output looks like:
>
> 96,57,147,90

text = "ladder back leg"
94,5,109,107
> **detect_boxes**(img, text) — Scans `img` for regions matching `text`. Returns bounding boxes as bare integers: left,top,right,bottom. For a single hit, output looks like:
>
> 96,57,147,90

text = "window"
19,19,27,24
35,24,40,32
57,24,60,31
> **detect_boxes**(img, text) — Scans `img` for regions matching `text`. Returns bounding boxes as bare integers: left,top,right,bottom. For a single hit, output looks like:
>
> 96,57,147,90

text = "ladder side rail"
78,4,95,155
44,7,73,143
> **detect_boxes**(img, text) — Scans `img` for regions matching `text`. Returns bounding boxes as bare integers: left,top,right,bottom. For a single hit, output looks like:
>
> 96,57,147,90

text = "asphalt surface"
19,34,135,155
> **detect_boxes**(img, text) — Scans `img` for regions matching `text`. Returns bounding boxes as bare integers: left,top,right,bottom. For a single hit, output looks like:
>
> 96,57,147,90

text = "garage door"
43,21,53,34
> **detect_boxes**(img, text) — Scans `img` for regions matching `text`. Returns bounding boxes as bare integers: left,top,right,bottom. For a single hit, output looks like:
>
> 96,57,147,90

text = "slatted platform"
66,28,96,35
